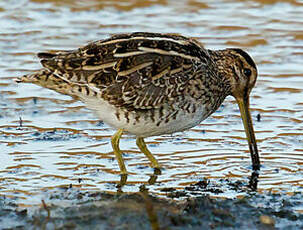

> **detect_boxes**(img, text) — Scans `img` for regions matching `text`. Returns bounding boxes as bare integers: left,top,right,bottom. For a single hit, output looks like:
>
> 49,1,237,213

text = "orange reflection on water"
0,0,303,206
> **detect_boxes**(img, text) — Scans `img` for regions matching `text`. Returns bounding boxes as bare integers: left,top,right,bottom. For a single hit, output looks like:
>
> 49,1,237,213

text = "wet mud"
1,185,303,229
1,0,303,229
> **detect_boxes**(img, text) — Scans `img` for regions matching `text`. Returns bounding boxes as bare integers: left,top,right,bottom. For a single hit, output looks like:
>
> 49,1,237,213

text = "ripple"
0,0,303,205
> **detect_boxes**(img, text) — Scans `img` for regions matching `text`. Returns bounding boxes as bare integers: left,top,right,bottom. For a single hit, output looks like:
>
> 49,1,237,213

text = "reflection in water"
30,0,168,11
140,188,160,230
0,0,303,206
117,168,161,193
248,171,259,191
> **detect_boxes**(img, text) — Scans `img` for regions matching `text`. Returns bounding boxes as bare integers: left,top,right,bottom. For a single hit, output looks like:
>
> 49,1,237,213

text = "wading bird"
16,32,260,176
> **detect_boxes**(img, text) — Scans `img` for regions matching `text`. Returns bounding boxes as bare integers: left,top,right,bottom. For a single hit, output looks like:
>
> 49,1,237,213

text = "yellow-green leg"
111,129,127,175
136,137,160,170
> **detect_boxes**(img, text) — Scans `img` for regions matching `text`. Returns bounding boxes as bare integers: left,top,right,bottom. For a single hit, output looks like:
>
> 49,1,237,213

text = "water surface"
0,0,303,207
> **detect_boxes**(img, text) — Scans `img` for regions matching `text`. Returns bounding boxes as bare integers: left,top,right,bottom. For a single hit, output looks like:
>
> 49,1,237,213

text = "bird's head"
217,48,260,170
226,48,258,100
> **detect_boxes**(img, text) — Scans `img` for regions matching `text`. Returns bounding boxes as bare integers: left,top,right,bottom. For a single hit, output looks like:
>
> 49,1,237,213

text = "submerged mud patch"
1,188,303,229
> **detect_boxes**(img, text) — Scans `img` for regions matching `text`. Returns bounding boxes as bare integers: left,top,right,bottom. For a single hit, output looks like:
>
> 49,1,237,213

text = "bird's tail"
15,69,76,97
14,69,50,84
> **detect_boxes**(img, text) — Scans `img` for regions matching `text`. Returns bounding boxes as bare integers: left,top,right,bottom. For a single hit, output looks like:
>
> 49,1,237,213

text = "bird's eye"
243,68,251,77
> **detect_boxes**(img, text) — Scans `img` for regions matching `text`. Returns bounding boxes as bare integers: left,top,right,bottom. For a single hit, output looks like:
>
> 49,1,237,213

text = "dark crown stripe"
231,49,256,69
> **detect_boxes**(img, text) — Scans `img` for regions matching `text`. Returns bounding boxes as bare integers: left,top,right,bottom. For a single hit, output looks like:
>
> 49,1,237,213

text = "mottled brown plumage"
17,32,260,174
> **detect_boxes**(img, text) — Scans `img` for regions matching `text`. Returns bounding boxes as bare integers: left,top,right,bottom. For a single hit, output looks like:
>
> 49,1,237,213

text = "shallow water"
0,0,303,207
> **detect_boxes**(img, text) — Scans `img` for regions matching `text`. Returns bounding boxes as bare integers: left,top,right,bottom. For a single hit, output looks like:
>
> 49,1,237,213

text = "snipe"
16,32,260,175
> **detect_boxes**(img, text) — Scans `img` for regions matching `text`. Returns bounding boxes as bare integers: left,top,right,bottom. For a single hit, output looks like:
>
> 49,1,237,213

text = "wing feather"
37,32,210,110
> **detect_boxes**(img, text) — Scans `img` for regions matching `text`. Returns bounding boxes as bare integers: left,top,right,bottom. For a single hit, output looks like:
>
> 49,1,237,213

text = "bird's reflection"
248,170,259,191
116,168,162,192
115,167,258,194
139,185,160,230
148,168,161,185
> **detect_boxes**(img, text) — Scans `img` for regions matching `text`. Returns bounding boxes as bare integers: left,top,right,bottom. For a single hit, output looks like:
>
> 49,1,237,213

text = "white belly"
81,95,209,137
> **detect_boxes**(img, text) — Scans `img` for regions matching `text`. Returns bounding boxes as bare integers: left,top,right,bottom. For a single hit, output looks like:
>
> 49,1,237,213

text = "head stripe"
231,49,256,69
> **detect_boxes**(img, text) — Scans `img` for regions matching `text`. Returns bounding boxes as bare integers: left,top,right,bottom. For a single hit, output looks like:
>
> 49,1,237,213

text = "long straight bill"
236,96,260,170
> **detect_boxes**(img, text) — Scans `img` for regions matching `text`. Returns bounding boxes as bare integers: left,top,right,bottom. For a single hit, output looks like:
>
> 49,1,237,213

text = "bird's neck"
207,49,233,95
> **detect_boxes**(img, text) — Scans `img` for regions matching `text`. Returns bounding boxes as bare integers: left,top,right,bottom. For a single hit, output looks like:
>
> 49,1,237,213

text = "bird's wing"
38,32,210,110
